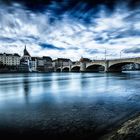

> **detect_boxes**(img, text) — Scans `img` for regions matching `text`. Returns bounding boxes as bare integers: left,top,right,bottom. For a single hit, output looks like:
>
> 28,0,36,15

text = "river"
0,72,140,139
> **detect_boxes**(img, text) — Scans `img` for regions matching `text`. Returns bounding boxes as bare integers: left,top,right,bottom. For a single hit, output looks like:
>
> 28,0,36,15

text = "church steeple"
24,45,30,56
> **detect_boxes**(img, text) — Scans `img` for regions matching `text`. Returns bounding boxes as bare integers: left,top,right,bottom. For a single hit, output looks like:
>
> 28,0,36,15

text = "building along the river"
19,46,32,72
43,56,53,72
31,57,38,72
53,58,72,68
37,56,53,72
0,53,20,66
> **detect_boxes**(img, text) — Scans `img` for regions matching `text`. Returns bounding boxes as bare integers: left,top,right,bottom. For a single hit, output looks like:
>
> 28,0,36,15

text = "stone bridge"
56,57,140,72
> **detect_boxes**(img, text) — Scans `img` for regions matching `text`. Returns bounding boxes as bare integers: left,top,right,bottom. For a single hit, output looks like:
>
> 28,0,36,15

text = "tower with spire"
23,45,31,60
19,45,32,72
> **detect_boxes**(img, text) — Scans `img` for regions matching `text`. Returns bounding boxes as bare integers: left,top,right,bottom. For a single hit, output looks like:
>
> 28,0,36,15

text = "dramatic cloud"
124,47,140,54
0,0,140,60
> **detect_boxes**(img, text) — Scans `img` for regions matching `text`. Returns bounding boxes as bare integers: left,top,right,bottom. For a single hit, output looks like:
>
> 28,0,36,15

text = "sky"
0,0,140,60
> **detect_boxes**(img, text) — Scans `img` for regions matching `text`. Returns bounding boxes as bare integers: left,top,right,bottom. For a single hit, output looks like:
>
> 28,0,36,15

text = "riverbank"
1,113,140,140
101,113,140,140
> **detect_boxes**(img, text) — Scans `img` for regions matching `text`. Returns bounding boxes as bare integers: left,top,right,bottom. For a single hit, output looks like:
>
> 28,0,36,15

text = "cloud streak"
0,1,140,60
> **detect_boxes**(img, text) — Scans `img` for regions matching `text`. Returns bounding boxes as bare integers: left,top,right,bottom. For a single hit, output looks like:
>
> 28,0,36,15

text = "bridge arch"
62,67,69,72
86,64,105,72
56,68,61,72
108,62,140,72
71,66,80,72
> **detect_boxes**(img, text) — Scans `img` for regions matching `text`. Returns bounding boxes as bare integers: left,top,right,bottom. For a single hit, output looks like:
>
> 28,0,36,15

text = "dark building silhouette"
18,46,32,72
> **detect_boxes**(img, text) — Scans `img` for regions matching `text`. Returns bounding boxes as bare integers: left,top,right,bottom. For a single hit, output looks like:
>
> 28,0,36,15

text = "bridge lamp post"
104,49,107,61
120,50,124,59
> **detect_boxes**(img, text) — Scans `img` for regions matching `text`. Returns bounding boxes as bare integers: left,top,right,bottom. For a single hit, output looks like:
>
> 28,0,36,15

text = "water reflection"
22,74,30,104
0,72,139,104
0,72,140,137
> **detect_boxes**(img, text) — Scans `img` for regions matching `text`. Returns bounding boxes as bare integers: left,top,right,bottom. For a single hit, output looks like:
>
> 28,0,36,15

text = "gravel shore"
102,114,140,140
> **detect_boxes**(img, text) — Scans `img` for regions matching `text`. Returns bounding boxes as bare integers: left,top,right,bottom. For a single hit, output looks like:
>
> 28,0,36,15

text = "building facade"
0,46,54,72
53,58,72,68
0,53,20,66
37,57,44,72
31,57,37,72
43,56,53,72
36,56,53,72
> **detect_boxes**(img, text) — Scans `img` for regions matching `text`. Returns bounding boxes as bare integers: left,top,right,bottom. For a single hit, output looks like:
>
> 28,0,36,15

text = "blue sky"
0,0,140,60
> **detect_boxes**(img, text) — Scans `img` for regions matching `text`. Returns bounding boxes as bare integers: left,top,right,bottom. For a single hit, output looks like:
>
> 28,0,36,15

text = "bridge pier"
104,60,109,72
80,62,86,72
69,65,72,72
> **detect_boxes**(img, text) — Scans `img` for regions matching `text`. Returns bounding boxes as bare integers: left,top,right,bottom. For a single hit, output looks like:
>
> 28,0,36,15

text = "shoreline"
0,70,140,74
101,112,140,140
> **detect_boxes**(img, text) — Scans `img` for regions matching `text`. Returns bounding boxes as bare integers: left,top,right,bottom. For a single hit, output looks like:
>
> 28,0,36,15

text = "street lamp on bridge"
120,49,124,59
105,48,107,60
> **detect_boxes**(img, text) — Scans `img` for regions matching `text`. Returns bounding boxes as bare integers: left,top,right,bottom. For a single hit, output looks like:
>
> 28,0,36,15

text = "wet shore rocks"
102,115,140,140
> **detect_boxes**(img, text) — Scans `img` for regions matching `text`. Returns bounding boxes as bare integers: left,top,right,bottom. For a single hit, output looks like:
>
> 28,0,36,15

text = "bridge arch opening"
108,62,139,72
71,66,80,72
62,67,69,72
56,68,61,72
86,64,105,72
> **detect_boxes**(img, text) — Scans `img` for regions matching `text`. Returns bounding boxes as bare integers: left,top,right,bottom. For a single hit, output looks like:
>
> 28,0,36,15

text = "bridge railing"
92,56,140,61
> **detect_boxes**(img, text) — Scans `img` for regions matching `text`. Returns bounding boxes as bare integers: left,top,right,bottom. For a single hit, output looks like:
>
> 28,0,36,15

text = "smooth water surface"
0,72,140,138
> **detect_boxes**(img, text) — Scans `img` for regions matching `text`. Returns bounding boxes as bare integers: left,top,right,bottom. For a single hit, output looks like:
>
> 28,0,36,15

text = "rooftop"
43,56,52,61
53,58,71,62
0,53,20,57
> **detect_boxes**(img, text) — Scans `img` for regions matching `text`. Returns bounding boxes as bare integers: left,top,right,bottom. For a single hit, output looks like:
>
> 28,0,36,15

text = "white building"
0,53,20,66
31,57,37,72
